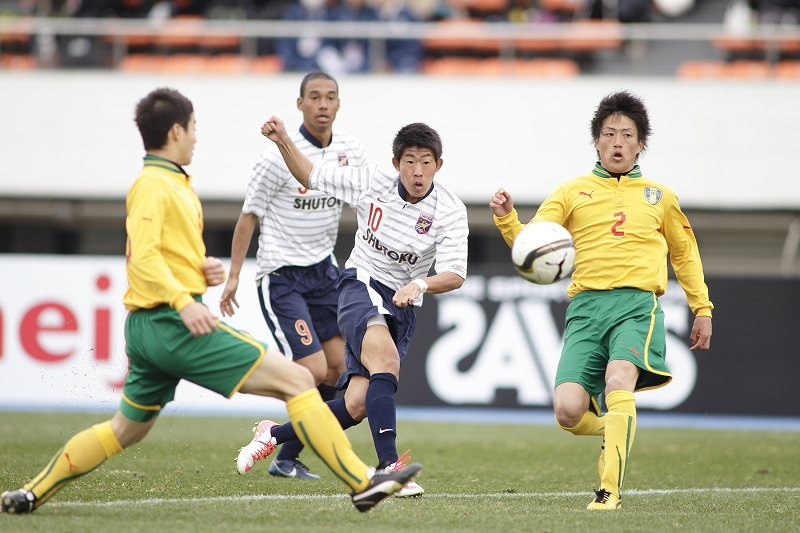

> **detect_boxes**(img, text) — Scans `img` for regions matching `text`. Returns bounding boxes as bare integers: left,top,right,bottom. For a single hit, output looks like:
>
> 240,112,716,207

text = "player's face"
175,113,197,166
595,114,643,175
393,147,442,204
297,79,340,140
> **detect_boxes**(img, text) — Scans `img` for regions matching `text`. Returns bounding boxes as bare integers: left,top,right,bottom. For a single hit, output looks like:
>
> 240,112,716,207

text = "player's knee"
289,363,316,391
553,399,585,429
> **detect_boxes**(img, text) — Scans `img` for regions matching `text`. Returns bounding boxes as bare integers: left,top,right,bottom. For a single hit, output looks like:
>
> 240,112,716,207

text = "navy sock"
366,372,399,467
276,383,341,461
271,397,360,447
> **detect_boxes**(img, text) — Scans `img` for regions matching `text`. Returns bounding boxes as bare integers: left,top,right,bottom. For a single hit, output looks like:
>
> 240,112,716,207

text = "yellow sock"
287,388,371,494
558,410,606,436
26,421,123,507
599,390,636,497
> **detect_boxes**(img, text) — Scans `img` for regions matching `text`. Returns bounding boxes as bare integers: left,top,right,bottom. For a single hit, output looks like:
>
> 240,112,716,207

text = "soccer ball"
511,221,575,285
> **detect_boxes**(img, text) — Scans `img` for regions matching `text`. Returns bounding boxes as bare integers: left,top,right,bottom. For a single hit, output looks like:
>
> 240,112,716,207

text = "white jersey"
308,160,469,305
242,126,366,278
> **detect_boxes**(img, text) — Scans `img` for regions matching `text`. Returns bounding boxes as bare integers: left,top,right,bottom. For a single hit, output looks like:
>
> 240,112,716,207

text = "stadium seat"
204,54,251,74
153,15,206,52
774,60,800,79
513,57,580,76
0,53,37,69
560,20,622,52
675,59,729,78
676,59,773,79
711,33,800,59
423,19,503,57
725,60,772,79
250,55,284,74
421,56,483,75
117,53,164,72
422,56,579,77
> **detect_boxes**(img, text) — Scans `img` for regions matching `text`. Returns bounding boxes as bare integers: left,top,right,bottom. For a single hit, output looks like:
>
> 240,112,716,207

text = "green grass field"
1,411,798,533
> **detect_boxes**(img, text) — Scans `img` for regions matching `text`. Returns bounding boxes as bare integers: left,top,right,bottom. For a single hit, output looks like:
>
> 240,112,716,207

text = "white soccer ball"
511,221,575,285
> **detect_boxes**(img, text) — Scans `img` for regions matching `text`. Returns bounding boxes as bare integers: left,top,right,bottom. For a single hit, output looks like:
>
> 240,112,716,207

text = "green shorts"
555,288,672,412
120,302,266,422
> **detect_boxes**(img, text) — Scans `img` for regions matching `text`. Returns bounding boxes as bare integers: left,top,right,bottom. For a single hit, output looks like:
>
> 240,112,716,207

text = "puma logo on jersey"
578,190,594,199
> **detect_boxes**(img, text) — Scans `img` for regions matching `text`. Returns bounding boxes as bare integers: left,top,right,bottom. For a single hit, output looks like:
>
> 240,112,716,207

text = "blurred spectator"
332,0,380,72
587,0,651,22
749,0,800,23
376,0,426,72
276,0,343,72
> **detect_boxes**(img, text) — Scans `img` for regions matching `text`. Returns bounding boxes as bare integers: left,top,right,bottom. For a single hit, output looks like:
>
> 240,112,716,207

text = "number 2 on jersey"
612,212,625,236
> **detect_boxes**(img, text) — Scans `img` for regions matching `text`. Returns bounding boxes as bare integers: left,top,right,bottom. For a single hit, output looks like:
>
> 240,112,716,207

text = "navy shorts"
257,256,342,361
335,267,416,389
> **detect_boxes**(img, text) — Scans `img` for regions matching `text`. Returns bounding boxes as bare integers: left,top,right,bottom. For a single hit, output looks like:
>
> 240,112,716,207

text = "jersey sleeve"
434,205,469,279
308,160,374,205
662,192,714,317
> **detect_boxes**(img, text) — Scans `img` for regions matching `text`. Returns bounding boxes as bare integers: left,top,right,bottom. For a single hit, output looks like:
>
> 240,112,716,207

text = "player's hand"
689,315,712,350
261,116,287,143
219,276,240,317
179,301,219,337
490,188,514,218
201,256,226,287
393,282,422,308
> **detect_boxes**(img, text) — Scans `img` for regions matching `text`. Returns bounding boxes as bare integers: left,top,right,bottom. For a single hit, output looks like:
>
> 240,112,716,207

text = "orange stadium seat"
250,55,284,73
203,54,251,74
774,60,800,79
422,56,579,76
725,60,772,79
422,56,482,74
118,53,164,71
153,15,206,52
0,53,37,69
560,20,622,52
676,60,729,78
514,57,579,76
423,19,503,56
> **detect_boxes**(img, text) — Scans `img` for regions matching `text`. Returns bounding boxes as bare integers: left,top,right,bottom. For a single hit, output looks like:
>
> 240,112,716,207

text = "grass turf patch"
1,411,798,533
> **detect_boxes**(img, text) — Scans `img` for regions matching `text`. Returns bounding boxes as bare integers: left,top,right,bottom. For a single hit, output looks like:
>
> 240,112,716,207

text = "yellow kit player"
1,87,419,516
490,90,712,510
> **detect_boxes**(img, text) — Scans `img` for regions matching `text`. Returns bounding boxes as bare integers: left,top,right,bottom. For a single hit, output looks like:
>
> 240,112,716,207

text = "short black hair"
134,87,193,151
299,72,339,97
590,90,651,152
392,123,443,161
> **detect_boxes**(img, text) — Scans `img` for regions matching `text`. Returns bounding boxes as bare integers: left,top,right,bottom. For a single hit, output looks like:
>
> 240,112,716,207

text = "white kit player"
222,72,366,480
236,117,468,498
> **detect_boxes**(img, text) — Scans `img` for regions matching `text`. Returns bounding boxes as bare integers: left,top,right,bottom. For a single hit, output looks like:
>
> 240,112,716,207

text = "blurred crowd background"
1,0,799,75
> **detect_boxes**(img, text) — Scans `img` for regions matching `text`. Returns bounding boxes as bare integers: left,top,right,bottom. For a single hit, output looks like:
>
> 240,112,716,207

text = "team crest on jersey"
644,187,663,205
415,213,434,234
337,153,349,166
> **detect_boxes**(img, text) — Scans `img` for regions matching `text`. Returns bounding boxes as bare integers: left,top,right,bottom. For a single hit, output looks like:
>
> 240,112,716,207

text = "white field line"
52,487,800,508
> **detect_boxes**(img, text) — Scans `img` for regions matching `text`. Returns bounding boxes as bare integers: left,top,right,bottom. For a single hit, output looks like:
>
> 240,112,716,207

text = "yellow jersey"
123,156,207,312
495,164,713,317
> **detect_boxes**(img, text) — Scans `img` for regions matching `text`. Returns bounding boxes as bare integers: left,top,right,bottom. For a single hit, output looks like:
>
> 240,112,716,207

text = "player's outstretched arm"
392,272,465,308
261,116,313,188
